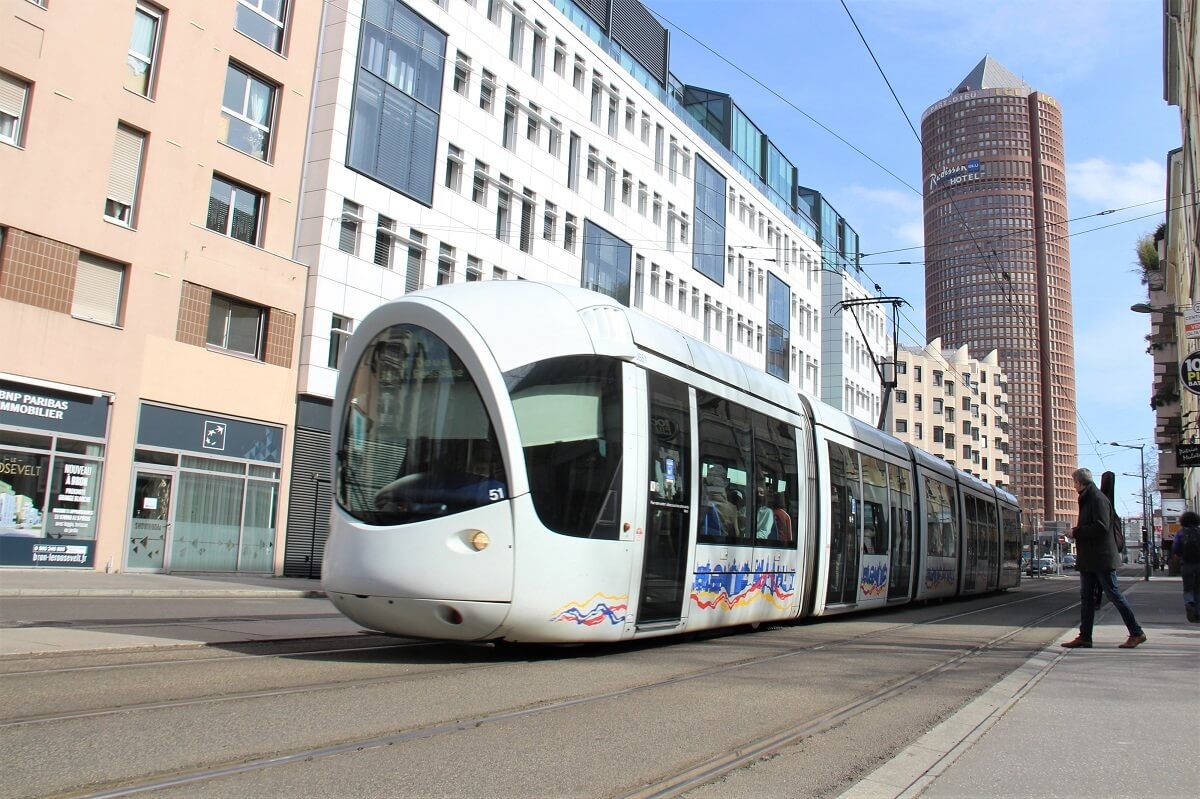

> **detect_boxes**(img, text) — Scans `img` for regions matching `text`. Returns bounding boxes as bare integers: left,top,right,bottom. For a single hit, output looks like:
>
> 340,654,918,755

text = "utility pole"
832,296,908,431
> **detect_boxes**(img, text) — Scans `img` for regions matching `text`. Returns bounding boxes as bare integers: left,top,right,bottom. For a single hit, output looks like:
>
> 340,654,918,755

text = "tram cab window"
506,356,623,539
336,324,507,525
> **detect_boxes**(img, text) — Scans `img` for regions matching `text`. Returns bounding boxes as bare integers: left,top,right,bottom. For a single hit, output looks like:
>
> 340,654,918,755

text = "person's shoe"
1060,636,1092,648
1186,603,1198,623
1118,633,1147,649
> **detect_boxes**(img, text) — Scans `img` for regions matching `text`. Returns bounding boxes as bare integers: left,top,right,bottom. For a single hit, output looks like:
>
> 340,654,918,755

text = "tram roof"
411,281,799,411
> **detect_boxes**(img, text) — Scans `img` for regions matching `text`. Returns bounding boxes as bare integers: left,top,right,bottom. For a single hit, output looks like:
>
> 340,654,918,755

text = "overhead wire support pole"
831,296,909,431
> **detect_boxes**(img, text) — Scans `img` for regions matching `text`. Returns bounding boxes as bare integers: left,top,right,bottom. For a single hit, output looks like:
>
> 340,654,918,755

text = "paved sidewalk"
842,573,1200,799
0,568,325,597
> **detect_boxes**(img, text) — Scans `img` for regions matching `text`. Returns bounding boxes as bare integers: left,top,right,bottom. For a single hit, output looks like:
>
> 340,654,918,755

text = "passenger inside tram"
701,464,739,537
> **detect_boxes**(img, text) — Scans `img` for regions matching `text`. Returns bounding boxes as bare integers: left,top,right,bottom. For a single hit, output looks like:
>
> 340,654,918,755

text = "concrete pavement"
2,567,1197,798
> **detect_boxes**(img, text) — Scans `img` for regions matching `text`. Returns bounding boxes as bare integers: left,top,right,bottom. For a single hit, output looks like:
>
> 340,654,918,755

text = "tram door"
637,373,692,625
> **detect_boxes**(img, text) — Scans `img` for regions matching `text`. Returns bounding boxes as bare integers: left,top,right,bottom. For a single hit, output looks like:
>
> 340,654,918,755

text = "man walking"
1172,510,1200,622
1061,467,1147,649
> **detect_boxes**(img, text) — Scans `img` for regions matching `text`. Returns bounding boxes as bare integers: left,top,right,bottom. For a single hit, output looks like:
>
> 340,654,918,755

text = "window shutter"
107,125,144,208
73,253,124,325
0,73,26,118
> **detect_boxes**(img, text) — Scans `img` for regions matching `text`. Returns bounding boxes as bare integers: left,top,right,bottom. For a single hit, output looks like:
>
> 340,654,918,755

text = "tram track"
3,585,1077,730
22,586,1084,799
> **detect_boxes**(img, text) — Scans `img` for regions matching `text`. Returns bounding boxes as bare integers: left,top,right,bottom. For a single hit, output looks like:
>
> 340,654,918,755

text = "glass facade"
766,273,789,380
692,156,726,286
581,220,632,305
730,105,763,178
765,141,794,211
347,0,446,205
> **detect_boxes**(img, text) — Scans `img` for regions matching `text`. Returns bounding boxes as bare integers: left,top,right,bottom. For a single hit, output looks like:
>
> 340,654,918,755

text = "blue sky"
647,0,1180,519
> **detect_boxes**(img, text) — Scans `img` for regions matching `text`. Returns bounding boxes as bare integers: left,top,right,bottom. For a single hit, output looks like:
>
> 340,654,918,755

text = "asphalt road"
0,581,1084,799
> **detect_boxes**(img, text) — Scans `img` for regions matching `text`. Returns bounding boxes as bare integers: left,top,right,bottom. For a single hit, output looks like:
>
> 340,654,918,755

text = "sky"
646,0,1180,520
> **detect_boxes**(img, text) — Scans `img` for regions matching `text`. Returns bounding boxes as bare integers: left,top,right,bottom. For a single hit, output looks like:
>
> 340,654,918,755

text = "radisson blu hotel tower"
920,57,1079,530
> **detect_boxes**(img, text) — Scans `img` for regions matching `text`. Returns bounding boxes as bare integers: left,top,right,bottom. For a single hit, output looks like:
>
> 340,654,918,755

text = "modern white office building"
281,0,882,575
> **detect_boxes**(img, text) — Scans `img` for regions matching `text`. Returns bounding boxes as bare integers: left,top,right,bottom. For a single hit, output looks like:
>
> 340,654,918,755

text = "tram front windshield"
336,324,507,525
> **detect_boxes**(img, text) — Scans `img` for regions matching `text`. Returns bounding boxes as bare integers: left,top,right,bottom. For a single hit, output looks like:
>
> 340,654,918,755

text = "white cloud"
1068,158,1166,210
851,186,921,213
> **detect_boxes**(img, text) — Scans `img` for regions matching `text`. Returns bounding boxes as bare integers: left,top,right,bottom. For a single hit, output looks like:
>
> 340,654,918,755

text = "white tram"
324,282,1021,643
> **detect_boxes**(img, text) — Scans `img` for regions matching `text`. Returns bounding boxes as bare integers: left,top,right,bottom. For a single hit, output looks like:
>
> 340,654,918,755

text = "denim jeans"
1078,570,1143,640
1182,563,1199,607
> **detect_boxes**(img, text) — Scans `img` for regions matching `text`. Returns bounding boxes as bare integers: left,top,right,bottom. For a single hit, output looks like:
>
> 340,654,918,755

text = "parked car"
1062,554,1077,570
1027,556,1057,575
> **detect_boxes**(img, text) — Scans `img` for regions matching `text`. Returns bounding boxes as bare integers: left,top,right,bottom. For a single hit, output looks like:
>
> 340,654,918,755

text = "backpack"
1181,527,1200,563
1110,512,1125,553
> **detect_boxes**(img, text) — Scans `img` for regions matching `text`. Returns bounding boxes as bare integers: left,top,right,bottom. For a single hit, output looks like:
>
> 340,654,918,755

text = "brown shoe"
1060,637,1092,648
1118,633,1147,649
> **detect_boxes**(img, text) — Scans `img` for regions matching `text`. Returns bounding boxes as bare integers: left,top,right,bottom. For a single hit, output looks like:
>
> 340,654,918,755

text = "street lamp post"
1110,442,1152,581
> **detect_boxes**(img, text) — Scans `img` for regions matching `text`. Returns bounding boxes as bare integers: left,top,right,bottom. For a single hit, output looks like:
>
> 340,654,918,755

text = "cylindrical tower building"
921,56,1078,528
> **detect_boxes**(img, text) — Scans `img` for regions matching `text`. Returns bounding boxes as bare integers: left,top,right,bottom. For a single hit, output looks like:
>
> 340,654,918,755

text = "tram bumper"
323,502,515,640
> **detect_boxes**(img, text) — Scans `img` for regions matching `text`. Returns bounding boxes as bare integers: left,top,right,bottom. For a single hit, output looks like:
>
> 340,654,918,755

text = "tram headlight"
469,531,490,551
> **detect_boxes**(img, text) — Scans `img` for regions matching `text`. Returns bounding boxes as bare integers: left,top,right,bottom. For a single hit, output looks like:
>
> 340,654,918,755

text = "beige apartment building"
890,338,1012,490
0,0,320,572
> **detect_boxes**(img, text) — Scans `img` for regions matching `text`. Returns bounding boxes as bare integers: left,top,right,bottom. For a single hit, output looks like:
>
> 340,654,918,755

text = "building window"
495,177,512,243
453,52,471,96
328,314,353,369
404,230,425,293
896,390,908,403
564,213,577,253
466,255,482,282
0,72,30,147
220,63,276,161
104,124,145,226
235,0,287,53
347,0,446,205
339,200,362,254
914,365,923,382
914,394,923,411
895,419,908,433
567,132,581,190
125,2,164,97
543,201,557,242
444,143,463,192
934,426,943,443
472,160,489,205
437,243,455,285
520,189,535,253
692,156,726,285
531,24,545,80
374,215,394,268
479,69,495,112
766,274,789,380
72,253,125,326
207,293,264,358
206,174,263,245
502,96,517,149
915,422,923,440
581,220,631,306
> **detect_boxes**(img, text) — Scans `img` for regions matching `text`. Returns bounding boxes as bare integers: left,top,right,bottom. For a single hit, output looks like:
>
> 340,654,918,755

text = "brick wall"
177,281,212,347
264,308,295,368
0,228,77,314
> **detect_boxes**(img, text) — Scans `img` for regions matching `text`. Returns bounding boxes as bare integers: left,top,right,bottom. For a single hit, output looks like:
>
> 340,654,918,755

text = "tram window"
751,413,798,548
696,392,752,545
506,356,623,539
860,456,889,555
925,478,957,558
336,324,507,525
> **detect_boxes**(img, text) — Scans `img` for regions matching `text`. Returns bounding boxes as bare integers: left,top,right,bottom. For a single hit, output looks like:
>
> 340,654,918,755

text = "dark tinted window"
336,325,506,525
506,357,622,539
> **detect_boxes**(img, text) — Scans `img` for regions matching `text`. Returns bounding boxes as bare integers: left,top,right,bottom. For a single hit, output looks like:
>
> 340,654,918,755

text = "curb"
0,589,326,598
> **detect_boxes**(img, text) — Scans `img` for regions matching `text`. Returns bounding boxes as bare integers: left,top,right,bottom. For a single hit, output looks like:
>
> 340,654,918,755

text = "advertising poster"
0,449,49,537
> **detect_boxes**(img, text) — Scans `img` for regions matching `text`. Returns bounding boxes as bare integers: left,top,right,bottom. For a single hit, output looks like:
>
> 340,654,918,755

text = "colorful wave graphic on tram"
860,561,889,596
690,560,795,611
549,593,629,626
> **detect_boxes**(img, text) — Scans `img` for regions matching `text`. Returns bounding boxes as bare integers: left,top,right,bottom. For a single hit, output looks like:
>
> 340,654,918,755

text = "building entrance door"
127,471,173,570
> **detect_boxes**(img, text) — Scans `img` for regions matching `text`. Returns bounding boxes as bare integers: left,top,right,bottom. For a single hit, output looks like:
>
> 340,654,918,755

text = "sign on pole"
1186,303,1200,339
1181,350,1200,395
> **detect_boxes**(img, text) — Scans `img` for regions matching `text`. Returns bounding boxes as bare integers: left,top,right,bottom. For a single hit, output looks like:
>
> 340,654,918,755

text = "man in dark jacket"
1061,467,1147,649
1171,510,1200,622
